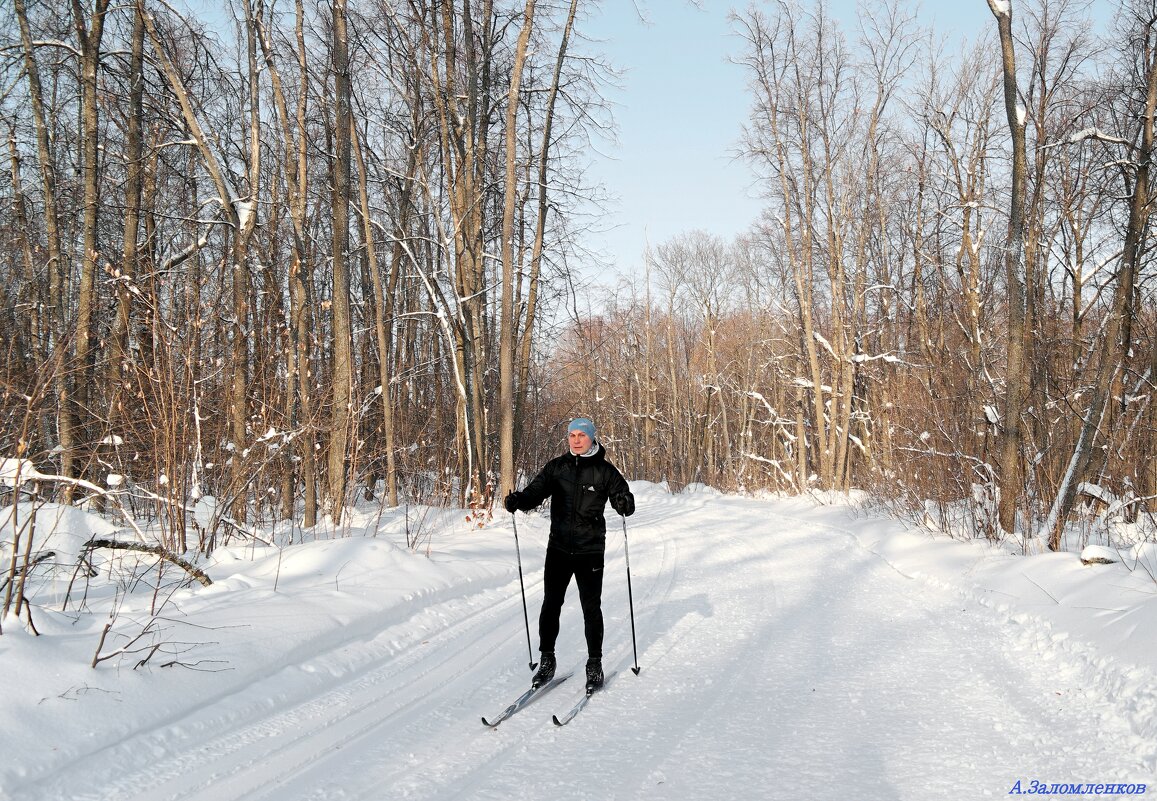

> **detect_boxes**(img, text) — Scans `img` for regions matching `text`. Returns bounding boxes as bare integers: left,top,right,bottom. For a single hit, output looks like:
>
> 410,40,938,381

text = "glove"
611,491,635,517
503,491,522,514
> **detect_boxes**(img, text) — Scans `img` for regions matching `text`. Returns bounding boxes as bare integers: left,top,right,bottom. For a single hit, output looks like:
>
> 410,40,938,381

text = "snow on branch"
813,330,838,360
746,391,777,418
741,452,795,484
1040,127,1132,152
806,334,903,367
1068,127,1130,146
850,353,904,365
1,457,148,542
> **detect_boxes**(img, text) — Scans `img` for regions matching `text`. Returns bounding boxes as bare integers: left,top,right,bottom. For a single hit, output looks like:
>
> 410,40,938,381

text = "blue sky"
577,0,1097,279
580,1,769,278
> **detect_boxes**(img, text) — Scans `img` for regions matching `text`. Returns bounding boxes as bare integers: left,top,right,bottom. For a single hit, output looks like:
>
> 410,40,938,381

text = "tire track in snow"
769,504,1157,771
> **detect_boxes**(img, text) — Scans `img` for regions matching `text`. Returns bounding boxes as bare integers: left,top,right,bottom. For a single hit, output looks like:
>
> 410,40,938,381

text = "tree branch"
84,539,212,586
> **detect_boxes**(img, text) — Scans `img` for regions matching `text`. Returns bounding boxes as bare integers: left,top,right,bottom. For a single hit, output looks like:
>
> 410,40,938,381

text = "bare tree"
1041,0,1157,547
498,0,538,498
328,0,355,523
253,0,320,526
988,0,1031,535
13,0,73,487
141,1,262,520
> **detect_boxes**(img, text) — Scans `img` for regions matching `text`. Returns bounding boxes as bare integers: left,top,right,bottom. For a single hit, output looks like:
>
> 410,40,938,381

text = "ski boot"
531,652,556,689
585,657,604,694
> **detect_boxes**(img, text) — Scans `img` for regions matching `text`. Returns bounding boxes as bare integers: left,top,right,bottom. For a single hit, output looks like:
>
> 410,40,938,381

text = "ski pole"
622,514,641,675
511,513,538,671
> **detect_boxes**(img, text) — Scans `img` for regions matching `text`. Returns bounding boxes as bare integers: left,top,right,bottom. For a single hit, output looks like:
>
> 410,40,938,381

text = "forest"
2,0,1156,594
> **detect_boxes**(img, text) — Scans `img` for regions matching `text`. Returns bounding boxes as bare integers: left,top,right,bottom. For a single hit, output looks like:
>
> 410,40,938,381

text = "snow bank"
0,501,119,563
785,499,1157,748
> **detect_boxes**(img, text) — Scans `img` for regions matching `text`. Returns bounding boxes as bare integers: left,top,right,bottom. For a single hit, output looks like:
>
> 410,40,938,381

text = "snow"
2,485,1155,800
234,199,257,232
1,501,119,564
813,330,838,360
0,457,44,487
1068,127,1130,147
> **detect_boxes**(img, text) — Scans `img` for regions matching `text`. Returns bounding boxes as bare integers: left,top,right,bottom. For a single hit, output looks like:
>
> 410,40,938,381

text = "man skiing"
504,417,635,693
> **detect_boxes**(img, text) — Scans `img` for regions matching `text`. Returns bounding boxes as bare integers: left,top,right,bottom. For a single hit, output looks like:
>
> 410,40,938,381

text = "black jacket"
516,443,632,555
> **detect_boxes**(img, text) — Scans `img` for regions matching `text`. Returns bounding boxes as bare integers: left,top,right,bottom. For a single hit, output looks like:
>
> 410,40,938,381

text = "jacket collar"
568,441,604,463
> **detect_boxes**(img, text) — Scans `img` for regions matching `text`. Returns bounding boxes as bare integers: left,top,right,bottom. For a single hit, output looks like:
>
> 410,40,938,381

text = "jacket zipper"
568,453,583,550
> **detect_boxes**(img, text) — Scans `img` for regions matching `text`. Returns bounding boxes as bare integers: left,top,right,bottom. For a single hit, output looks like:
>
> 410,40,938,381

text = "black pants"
538,547,604,659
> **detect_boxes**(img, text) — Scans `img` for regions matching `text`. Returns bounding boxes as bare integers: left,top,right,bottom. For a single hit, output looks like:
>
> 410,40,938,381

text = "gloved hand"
611,491,635,517
503,491,522,514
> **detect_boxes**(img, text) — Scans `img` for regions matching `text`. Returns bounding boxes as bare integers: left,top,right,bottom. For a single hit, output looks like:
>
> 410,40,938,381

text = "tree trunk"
988,0,1030,536
142,1,257,518
516,0,579,457
108,2,145,413
328,0,355,523
72,0,112,484
15,0,73,486
255,0,317,526
499,0,537,498
352,125,399,507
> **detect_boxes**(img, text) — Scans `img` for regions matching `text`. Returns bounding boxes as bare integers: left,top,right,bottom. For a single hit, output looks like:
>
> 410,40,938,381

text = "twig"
1022,572,1060,604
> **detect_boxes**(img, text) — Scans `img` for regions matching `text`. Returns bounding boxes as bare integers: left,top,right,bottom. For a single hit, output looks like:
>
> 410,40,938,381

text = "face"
568,429,592,453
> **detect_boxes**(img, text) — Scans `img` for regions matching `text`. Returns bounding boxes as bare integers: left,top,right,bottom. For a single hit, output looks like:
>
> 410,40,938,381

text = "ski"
552,671,618,727
482,673,572,728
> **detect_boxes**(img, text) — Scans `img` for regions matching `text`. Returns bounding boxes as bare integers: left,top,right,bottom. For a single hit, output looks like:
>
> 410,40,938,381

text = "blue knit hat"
568,417,596,440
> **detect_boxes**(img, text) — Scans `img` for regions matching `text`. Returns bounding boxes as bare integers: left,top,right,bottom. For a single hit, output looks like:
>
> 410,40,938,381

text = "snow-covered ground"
2,483,1155,800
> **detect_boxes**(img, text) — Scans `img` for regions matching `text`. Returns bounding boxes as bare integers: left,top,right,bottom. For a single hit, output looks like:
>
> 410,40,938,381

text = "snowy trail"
11,492,1155,800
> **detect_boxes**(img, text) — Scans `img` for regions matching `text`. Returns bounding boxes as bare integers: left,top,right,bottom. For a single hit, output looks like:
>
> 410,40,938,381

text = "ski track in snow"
11,492,1156,801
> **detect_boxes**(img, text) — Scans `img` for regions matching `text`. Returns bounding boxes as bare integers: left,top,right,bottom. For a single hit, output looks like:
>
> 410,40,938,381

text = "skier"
504,417,635,693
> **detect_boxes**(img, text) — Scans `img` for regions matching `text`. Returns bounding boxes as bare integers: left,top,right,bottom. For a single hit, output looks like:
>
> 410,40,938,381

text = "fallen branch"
84,539,213,587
